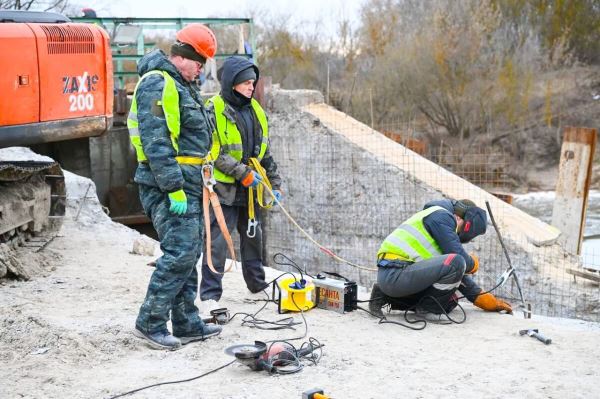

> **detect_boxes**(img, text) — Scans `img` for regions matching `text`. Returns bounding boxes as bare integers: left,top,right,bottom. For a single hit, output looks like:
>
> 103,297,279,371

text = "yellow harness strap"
246,157,275,238
175,156,210,165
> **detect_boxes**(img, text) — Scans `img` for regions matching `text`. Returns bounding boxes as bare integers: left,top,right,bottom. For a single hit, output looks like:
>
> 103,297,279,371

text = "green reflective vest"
377,206,450,262
208,95,268,183
127,70,180,162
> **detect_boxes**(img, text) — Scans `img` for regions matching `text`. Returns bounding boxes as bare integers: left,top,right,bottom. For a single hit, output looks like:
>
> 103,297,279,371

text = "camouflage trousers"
135,184,204,335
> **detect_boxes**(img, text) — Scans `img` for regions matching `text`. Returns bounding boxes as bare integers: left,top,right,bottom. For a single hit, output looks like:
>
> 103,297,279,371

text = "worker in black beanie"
200,57,283,311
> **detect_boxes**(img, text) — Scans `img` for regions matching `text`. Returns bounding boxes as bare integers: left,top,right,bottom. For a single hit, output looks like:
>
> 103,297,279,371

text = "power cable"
106,359,236,399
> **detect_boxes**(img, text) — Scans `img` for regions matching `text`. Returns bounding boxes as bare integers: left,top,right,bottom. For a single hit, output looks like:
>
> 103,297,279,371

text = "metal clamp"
246,218,258,238
496,268,514,287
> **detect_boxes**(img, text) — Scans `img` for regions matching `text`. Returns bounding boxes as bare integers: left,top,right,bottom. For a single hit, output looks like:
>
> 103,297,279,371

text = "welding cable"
229,288,302,331
106,359,236,398
263,290,314,347
452,271,523,310
453,277,505,302
299,337,324,366
258,290,310,342
353,296,425,327
231,276,323,375
260,295,323,375
355,295,466,329
355,303,426,331
230,270,315,331
263,340,304,375
272,252,315,280
243,276,324,375
410,296,467,325
231,272,306,331
258,180,377,272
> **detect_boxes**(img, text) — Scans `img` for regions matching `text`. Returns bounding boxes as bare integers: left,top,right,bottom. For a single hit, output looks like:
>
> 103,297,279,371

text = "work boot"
369,283,387,318
174,323,223,345
133,327,181,350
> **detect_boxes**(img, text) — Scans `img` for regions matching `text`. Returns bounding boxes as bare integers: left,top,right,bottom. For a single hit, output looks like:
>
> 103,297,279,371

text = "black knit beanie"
170,41,206,64
233,67,257,85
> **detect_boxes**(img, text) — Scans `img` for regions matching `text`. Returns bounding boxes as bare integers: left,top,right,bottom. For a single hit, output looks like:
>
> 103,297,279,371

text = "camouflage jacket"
133,49,212,197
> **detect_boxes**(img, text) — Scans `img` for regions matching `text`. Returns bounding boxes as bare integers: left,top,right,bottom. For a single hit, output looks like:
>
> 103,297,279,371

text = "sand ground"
1,173,600,399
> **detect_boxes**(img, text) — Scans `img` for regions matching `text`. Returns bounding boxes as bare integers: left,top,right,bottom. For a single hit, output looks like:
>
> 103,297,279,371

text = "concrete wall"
263,88,598,320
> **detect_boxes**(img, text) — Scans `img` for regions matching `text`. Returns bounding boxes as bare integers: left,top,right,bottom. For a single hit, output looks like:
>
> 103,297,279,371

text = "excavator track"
0,160,66,248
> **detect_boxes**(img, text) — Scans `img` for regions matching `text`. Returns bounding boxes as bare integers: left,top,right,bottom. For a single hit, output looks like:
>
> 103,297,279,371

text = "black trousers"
200,204,267,301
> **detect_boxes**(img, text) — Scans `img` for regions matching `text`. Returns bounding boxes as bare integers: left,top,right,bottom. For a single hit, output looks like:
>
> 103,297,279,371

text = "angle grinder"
224,340,323,374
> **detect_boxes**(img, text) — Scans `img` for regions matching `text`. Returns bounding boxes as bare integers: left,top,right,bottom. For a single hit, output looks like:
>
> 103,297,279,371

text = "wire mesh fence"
264,92,600,322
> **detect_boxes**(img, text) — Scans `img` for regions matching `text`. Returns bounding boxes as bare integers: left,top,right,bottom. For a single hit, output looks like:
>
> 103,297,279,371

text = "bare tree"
0,0,69,12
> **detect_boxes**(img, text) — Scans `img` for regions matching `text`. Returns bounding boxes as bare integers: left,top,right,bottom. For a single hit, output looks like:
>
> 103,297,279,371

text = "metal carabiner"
202,164,216,192
246,218,258,238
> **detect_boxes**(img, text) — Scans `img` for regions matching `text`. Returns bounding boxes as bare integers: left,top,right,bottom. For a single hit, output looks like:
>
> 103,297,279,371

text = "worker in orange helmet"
128,24,221,350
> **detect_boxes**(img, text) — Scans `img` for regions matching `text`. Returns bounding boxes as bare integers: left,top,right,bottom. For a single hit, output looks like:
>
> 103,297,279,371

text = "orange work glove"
467,253,479,274
473,291,512,313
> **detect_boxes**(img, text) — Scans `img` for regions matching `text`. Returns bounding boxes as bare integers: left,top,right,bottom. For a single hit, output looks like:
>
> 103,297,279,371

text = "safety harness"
201,163,236,275
128,70,236,276
246,157,276,238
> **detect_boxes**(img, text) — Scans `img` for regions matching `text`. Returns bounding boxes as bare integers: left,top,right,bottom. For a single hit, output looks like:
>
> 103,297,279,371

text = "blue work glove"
168,189,187,215
273,189,282,202
241,171,262,188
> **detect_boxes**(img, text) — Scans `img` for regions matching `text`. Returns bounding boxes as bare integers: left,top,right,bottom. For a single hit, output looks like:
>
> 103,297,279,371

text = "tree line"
254,0,599,157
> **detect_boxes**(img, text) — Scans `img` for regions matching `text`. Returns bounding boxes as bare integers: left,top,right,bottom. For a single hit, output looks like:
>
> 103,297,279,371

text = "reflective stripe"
175,156,209,165
128,126,139,137
128,111,138,123
252,98,269,159
433,281,462,291
386,235,421,260
397,224,441,255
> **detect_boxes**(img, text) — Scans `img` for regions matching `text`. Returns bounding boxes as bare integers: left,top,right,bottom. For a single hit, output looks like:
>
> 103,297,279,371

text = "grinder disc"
224,341,267,359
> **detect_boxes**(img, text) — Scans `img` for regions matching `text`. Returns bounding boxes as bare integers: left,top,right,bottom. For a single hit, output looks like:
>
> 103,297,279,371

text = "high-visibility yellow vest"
127,70,180,162
377,206,449,262
208,95,268,183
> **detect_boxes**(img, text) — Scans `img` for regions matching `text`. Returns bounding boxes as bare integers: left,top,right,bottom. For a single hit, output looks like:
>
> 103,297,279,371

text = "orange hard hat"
176,23,217,60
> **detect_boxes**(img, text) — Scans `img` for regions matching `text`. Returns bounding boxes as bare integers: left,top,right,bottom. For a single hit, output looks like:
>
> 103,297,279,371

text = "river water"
512,190,600,270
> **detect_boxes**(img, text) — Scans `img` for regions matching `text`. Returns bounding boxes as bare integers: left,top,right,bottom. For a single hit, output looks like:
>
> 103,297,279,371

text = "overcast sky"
78,0,366,38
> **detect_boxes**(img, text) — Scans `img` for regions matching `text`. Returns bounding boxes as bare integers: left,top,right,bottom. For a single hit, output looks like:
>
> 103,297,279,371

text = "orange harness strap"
202,164,236,275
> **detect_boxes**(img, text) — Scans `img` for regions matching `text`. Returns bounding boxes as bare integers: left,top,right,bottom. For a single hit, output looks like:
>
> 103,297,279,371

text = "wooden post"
551,126,597,254
254,76,271,109
369,88,374,130
326,63,330,105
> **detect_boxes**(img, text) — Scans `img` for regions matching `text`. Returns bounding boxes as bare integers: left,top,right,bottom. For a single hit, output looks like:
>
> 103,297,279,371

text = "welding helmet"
453,199,487,243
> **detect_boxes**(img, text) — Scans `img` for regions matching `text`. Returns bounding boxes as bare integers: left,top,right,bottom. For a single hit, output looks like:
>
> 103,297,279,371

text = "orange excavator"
0,10,113,246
